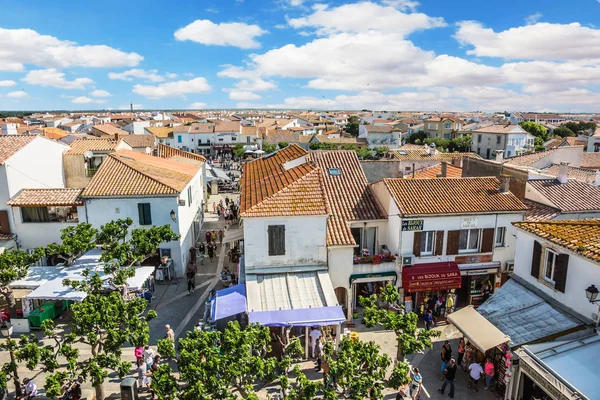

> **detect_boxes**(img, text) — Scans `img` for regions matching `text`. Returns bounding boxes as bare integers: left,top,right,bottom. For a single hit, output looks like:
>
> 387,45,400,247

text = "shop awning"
448,306,510,353
223,228,243,243
26,278,88,302
249,306,345,327
349,271,397,286
210,284,247,322
402,262,461,293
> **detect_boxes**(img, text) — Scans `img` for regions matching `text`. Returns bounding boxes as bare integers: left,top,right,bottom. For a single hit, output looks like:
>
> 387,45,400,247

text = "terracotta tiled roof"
472,124,527,134
40,127,69,139
145,127,174,138
214,121,241,133
264,132,302,145
412,163,463,179
121,135,156,149
390,149,480,162
82,150,201,197
312,135,366,145
581,153,600,170
527,179,600,212
545,138,562,149
505,149,556,167
156,143,206,162
539,164,597,184
513,220,600,263
522,199,561,221
241,126,258,135
379,177,528,216
327,216,355,246
240,144,327,217
0,136,37,164
561,137,587,147
365,125,396,133
8,188,84,206
65,138,123,155
92,124,129,137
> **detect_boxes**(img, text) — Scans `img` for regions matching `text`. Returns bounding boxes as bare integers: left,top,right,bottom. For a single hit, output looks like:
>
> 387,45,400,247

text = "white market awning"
448,306,510,353
26,278,87,302
126,267,155,291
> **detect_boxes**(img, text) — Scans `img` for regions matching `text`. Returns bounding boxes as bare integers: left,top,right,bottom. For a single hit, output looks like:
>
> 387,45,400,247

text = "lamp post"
170,210,177,222
585,284,600,327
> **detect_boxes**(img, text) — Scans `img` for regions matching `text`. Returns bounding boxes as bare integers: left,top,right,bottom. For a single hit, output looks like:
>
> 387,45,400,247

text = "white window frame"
458,229,480,253
544,249,558,284
444,122,452,129
420,231,435,256
495,227,506,247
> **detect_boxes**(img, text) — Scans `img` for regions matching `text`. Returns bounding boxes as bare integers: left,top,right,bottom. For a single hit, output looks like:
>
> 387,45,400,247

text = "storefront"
349,271,397,309
402,262,462,316
454,255,500,307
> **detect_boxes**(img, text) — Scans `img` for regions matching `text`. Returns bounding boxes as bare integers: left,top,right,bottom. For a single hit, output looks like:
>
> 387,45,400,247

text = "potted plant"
352,309,359,319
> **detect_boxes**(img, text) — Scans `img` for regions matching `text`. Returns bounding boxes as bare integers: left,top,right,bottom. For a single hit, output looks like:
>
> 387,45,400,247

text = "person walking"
165,324,175,342
143,345,155,370
315,338,323,372
438,357,457,398
440,340,452,380
309,327,322,358
468,361,484,392
134,345,144,364
484,357,495,391
408,367,422,400
137,358,150,392
218,229,224,246
213,202,217,213
424,309,434,330
186,262,197,294
457,338,466,369
205,230,212,243
18,378,37,400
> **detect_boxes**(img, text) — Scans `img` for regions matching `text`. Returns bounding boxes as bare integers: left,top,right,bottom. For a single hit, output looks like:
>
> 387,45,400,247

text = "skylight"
398,150,407,155
328,168,341,176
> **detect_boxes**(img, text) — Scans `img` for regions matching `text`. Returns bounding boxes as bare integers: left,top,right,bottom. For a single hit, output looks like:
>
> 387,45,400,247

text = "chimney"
595,170,600,186
114,133,119,141
428,143,436,155
557,162,569,184
440,162,447,177
499,174,510,193
495,150,504,163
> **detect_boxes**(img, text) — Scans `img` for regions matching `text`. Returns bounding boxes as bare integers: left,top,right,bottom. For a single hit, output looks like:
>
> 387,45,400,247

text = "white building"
122,120,151,135
1,123,18,135
80,149,206,277
358,125,402,149
471,124,535,158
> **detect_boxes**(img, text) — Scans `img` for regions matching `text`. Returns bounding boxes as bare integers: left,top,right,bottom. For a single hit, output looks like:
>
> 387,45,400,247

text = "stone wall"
462,157,529,199
360,160,402,182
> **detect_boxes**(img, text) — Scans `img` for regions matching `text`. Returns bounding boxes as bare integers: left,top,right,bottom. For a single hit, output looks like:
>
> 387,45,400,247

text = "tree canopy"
278,142,289,149
519,121,548,141
0,248,44,308
564,121,596,135
233,143,246,159
553,126,576,138
263,143,277,154
344,116,360,137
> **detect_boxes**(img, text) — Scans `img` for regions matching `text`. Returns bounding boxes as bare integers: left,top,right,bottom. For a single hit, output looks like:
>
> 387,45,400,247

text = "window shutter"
435,231,444,256
144,204,152,225
531,240,542,279
138,204,144,225
413,232,422,257
481,228,494,253
554,254,569,293
446,230,460,255
0,210,10,234
268,225,285,256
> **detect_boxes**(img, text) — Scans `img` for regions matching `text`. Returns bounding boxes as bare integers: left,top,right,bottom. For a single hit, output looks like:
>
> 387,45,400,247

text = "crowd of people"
213,196,240,225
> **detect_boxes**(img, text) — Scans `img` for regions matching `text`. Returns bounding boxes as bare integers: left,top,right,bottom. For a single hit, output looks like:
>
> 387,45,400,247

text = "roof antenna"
130,102,133,113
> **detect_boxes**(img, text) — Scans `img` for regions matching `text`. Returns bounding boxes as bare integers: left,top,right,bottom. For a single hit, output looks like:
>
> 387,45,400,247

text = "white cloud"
133,77,212,99
286,0,305,6
108,69,164,82
502,61,600,92
525,12,542,25
166,72,178,79
119,104,144,110
188,102,207,109
287,2,445,36
381,0,420,11
23,69,94,89
0,80,16,87
174,20,267,49
206,7,219,13
0,27,142,71
90,89,111,97
72,96,106,104
229,91,261,100
218,65,278,91
6,91,28,98
455,21,600,60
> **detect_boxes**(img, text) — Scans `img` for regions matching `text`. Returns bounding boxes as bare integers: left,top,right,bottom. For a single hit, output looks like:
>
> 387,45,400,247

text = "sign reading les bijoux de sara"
402,220,424,231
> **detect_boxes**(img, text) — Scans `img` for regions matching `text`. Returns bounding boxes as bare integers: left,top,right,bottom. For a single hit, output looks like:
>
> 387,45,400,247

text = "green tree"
280,366,322,400
340,144,357,151
360,284,439,387
0,249,44,309
449,136,472,152
263,143,277,154
534,136,546,152
45,223,97,266
233,143,246,159
344,116,360,137
408,131,426,144
373,146,389,156
356,148,372,159
519,121,548,141
278,142,289,149
553,126,576,138
564,121,596,135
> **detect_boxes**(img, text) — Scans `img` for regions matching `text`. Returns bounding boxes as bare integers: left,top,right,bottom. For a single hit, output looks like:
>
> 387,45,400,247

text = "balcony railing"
353,253,396,265
85,167,98,177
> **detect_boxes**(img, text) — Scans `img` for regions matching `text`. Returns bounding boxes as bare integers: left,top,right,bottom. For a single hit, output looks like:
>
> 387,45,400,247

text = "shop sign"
402,220,424,231
404,271,461,292
454,254,493,264
520,359,571,400
460,217,478,229
466,269,491,276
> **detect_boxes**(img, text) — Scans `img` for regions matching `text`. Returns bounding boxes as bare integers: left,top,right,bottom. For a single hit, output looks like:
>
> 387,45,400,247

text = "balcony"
353,253,396,265
85,167,98,177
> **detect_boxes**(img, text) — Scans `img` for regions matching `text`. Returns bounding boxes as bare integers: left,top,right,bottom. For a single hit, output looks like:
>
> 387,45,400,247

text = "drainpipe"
84,199,89,223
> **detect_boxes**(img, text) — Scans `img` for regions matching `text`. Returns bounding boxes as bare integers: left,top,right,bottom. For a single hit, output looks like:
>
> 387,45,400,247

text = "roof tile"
528,179,600,212
0,136,37,164
8,188,83,206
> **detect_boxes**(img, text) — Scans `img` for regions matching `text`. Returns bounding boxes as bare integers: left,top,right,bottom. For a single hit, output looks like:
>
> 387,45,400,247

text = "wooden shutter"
446,230,460,255
0,210,10,234
531,240,542,279
268,225,285,256
413,232,422,257
138,203,152,225
554,254,569,293
435,231,444,256
137,204,145,225
481,228,494,253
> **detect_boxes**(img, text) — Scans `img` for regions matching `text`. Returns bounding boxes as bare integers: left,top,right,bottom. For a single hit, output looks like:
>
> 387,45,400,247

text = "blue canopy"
248,305,345,327
210,284,247,322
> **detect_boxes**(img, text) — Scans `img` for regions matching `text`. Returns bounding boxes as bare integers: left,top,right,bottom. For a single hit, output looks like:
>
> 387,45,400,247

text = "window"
328,168,341,176
138,203,152,225
232,137,236,141
444,123,452,129
495,227,505,247
477,147,481,155
405,167,411,171
443,133,451,139
187,186,192,206
21,206,78,223
496,135,501,144
544,249,558,284
268,225,285,256
458,229,480,253
351,227,377,257
178,135,182,143
478,134,482,143
247,136,250,144
420,231,435,256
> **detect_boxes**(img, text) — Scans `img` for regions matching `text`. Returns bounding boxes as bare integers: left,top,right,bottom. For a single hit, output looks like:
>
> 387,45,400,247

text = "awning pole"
335,323,341,351
305,326,309,360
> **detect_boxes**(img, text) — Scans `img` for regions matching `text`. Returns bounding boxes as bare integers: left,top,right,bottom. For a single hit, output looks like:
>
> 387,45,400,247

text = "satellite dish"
145,147,152,154
83,151,93,159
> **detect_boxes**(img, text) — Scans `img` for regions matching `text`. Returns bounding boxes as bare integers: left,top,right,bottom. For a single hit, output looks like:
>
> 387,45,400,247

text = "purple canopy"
210,284,247,322
248,305,345,327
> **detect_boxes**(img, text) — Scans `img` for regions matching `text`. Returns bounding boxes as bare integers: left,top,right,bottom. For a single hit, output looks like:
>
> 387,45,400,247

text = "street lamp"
170,210,177,222
586,284,600,303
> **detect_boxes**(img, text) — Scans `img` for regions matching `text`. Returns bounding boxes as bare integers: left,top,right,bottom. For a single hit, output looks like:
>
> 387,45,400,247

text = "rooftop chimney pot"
499,174,510,193
558,162,569,184
441,162,447,178
495,150,504,163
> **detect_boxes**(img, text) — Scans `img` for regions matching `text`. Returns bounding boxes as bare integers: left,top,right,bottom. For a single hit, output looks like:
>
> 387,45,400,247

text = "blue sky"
1,0,600,111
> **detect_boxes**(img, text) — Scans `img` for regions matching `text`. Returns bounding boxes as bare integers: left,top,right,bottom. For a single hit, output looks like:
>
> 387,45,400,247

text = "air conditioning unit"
401,255,414,266
505,261,514,273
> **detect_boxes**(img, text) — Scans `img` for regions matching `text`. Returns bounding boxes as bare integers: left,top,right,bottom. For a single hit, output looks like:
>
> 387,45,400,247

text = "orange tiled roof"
513,220,600,263
156,143,206,162
540,164,597,184
528,179,600,212
0,136,37,164
379,177,528,216
581,153,600,170
82,150,201,197
504,149,555,167
121,134,156,149
145,127,174,138
412,163,462,179
240,144,327,217
8,188,83,206
65,138,123,155
92,124,129,137
40,127,68,139
390,149,480,162
522,199,561,221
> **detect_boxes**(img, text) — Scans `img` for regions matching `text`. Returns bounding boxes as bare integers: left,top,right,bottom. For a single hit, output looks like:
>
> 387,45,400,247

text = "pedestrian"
134,345,144,363
315,338,323,372
137,358,149,391
484,357,495,390
225,196,230,206
199,242,205,255
468,361,484,392
440,340,452,379
199,251,205,266
211,230,217,243
186,262,197,294
205,230,212,243
19,378,37,400
213,202,217,213
424,309,434,330
309,327,322,358
457,338,465,369
409,367,422,400
446,294,455,314
165,324,175,342
143,345,155,370
189,246,197,264
218,229,224,246
482,281,492,302
438,357,457,398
